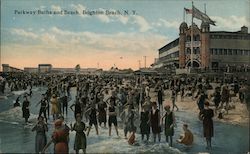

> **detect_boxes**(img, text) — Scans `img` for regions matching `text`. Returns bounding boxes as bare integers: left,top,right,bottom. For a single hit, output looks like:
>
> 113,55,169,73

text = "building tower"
200,21,210,68
179,22,188,68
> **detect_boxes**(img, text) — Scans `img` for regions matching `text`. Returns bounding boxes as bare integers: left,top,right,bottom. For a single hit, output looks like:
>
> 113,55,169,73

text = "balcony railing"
185,41,201,48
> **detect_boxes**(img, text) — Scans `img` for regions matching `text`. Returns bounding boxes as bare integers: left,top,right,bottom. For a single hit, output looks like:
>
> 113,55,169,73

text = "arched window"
186,48,191,54
196,47,200,54
194,35,200,41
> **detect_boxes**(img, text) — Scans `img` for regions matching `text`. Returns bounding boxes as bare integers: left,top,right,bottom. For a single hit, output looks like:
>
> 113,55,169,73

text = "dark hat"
38,116,44,120
54,119,63,127
164,104,171,110
76,113,81,118
58,115,64,120
152,101,157,106
204,101,209,106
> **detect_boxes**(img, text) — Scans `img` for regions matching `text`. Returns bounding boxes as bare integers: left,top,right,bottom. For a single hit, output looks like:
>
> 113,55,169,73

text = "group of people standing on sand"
3,72,249,153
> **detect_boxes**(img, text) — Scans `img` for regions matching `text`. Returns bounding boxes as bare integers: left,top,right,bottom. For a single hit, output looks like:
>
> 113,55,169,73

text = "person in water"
140,104,150,141
199,102,214,150
70,96,82,120
128,130,136,145
150,101,161,143
108,101,119,137
176,124,193,146
42,119,69,154
121,104,137,139
86,103,99,136
13,96,21,107
97,95,107,127
50,94,59,120
70,113,87,154
162,104,176,147
32,116,48,154
22,95,30,123
36,94,48,122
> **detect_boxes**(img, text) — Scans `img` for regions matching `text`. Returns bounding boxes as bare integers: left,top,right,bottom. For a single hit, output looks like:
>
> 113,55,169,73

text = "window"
243,36,248,40
225,35,232,39
239,50,243,55
219,49,222,55
224,49,227,55
186,48,191,54
176,51,179,57
214,49,218,55
244,50,249,55
233,35,238,39
210,49,214,55
186,35,191,41
228,49,232,55
194,35,200,41
233,49,237,55
196,47,200,54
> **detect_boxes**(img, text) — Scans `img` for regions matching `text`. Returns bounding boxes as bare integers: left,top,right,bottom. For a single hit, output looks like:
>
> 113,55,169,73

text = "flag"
192,6,216,25
184,8,192,14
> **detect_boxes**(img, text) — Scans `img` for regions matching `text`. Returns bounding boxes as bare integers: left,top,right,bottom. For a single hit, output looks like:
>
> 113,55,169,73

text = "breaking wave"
0,107,38,124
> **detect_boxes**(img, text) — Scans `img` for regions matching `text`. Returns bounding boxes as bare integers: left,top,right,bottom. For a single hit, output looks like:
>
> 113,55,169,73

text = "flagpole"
191,1,194,68
183,8,185,22
204,3,206,14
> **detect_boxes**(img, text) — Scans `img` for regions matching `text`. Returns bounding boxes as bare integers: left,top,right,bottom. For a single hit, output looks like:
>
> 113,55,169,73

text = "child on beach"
176,124,193,146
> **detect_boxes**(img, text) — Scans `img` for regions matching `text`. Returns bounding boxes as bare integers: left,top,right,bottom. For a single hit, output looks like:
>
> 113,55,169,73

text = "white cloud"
132,16,152,32
11,28,38,39
41,33,58,44
211,15,250,31
154,18,180,29
96,8,111,23
117,15,129,24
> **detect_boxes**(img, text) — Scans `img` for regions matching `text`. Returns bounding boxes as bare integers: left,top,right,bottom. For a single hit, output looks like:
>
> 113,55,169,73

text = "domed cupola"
201,21,210,32
179,22,188,34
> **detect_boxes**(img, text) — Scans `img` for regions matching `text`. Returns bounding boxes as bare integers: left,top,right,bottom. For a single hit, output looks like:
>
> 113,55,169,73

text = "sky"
1,0,250,70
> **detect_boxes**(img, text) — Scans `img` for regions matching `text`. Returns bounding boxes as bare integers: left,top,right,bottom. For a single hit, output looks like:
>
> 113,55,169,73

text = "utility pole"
138,60,141,69
144,56,147,68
